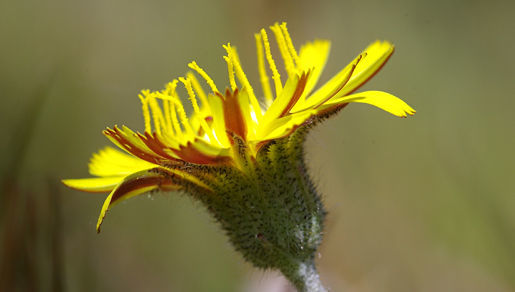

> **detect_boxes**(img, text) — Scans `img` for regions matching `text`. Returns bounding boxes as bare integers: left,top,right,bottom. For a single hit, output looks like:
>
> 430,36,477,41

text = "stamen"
186,72,210,110
179,77,215,141
138,91,151,133
223,43,262,119
164,80,179,136
169,98,183,138
147,91,166,136
162,81,179,133
255,33,273,104
163,97,172,132
179,77,201,113
188,61,219,94
280,22,299,65
165,79,179,95
270,23,295,77
260,28,283,97
156,82,186,138
171,95,194,135
223,55,237,91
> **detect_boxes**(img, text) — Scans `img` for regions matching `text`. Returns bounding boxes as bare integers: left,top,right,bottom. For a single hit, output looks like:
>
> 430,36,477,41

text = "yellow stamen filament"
163,80,179,136
179,77,215,141
138,91,151,133
179,77,201,113
171,95,194,135
186,72,210,111
255,33,273,104
280,22,299,65
223,55,237,91
260,28,283,97
169,98,183,138
270,23,295,77
163,98,172,132
163,81,179,133
156,81,185,138
188,61,219,94
223,44,262,118
146,92,167,136
165,79,179,95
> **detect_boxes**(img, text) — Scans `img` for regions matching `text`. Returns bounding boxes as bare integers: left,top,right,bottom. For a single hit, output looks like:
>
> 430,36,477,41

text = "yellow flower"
63,22,414,234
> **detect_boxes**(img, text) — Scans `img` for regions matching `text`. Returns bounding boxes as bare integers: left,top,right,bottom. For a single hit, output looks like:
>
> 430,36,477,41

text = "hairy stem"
281,260,327,292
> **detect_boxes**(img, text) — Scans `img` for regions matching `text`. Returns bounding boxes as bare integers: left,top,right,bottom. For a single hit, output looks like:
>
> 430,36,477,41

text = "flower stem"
281,260,327,292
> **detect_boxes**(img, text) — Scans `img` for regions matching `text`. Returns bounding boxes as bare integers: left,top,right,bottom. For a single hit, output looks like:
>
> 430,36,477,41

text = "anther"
255,33,273,105
188,61,219,94
260,28,283,97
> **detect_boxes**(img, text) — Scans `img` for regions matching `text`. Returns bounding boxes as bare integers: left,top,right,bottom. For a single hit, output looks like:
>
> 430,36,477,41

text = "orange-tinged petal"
222,89,247,140
172,141,231,165
96,168,179,232
104,126,163,164
137,132,181,162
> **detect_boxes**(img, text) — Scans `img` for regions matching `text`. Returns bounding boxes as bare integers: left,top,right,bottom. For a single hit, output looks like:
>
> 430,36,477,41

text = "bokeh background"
1,0,514,291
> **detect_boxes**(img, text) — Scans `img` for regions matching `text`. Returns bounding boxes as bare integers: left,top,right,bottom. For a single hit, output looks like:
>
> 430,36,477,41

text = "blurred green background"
1,0,514,291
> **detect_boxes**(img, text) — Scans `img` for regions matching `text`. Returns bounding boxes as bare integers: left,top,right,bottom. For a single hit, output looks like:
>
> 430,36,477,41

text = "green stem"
281,260,327,292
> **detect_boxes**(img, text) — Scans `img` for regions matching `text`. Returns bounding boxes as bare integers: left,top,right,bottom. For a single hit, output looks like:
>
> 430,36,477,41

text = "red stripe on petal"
196,116,214,136
279,71,310,118
109,175,171,205
346,49,394,95
314,55,362,109
104,127,162,165
221,89,247,140
138,132,180,162
172,141,230,165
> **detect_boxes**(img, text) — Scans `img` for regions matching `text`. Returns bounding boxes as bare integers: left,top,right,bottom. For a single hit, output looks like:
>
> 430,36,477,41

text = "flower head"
63,22,414,291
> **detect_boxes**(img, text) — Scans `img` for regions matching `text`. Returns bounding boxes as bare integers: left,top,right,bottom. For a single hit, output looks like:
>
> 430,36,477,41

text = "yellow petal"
62,176,124,193
339,40,394,96
323,90,416,117
293,51,362,112
88,146,156,177
297,40,331,97
256,109,316,142
208,94,231,147
190,138,231,158
261,73,304,127
237,87,258,141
